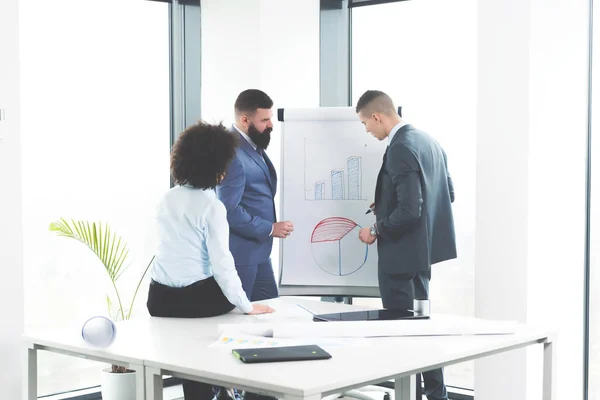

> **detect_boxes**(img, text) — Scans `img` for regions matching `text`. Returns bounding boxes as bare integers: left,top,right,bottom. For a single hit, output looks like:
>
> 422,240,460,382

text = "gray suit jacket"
374,124,457,275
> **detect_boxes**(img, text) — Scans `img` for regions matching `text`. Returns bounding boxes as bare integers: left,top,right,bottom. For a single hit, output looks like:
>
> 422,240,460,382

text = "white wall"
0,0,23,398
201,0,262,124
201,0,320,125
476,0,588,399
526,0,588,398
475,0,530,396
201,0,320,278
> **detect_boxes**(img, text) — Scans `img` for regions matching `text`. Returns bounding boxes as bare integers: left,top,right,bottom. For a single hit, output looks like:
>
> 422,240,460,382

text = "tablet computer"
313,309,429,322
232,345,332,364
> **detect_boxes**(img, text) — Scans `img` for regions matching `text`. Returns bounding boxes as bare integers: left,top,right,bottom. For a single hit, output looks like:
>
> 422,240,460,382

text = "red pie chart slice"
310,217,369,276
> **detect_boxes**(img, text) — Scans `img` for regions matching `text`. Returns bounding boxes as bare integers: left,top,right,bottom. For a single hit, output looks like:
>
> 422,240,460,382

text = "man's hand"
359,226,377,244
246,304,275,315
273,221,294,238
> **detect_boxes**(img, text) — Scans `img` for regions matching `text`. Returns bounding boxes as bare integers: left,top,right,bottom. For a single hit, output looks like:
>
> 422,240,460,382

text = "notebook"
232,344,332,364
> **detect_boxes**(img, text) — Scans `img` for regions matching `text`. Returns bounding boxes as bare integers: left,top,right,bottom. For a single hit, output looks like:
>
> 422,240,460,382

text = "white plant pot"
101,367,137,400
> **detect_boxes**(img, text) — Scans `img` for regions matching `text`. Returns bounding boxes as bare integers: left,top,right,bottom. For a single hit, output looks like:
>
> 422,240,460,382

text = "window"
19,0,169,395
588,2,600,396
351,0,476,389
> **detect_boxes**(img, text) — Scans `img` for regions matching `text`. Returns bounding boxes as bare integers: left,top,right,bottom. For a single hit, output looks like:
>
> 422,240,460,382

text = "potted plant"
49,218,154,400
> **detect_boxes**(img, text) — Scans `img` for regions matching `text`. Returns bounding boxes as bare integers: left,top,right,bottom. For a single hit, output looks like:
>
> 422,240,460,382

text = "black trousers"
378,269,448,400
147,278,235,400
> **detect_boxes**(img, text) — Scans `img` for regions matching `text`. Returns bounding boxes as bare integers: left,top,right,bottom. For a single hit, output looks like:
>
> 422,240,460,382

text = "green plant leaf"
50,218,156,322
50,218,128,321
106,295,112,318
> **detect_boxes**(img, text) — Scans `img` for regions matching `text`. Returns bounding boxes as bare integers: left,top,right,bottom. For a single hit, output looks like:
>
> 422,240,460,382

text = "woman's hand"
246,304,275,315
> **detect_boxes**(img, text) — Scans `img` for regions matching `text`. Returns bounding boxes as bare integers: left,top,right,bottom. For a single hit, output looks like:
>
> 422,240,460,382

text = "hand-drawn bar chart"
310,217,369,276
304,139,365,201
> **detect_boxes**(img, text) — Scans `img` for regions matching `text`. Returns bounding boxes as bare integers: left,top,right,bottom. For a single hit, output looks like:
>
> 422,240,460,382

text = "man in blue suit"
217,89,294,303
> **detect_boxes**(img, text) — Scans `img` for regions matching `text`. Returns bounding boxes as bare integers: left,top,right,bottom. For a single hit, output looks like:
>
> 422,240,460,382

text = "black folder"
232,345,332,364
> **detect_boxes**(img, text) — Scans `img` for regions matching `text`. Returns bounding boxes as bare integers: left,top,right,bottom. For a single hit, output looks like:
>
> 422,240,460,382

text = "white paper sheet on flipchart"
210,331,369,350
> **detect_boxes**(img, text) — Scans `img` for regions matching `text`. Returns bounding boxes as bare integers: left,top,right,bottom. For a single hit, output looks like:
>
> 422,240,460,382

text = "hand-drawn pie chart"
310,217,369,276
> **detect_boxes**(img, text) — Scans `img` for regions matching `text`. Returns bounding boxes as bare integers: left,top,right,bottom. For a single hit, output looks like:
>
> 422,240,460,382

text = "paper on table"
209,331,300,349
215,303,317,337
272,317,520,338
253,303,315,321
210,331,370,349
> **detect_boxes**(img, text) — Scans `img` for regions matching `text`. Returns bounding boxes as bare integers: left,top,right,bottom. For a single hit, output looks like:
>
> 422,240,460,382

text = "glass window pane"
20,0,169,395
588,3,600,396
351,0,476,389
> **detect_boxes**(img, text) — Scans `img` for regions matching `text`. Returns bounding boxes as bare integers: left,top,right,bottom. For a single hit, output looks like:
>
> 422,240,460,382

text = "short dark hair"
170,121,238,189
355,90,396,115
234,89,274,116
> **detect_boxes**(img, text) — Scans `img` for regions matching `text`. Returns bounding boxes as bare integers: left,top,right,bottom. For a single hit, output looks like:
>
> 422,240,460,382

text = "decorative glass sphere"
81,316,116,348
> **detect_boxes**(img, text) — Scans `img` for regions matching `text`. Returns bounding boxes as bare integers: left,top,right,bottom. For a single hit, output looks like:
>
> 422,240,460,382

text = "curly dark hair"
170,121,239,189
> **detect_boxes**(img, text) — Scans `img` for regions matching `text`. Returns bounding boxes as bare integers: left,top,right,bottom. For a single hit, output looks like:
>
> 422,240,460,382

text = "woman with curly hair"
147,121,274,399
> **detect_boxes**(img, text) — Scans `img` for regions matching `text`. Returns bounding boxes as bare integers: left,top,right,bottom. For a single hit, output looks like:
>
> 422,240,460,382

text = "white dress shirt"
388,120,408,146
151,185,252,313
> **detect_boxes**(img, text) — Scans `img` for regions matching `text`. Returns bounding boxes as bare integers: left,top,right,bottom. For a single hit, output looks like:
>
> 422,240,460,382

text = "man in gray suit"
356,90,456,400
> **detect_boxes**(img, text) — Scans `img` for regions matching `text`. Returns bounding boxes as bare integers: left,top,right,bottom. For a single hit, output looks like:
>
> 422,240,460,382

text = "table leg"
130,363,145,400
145,366,163,400
395,375,416,400
543,339,556,400
22,344,37,400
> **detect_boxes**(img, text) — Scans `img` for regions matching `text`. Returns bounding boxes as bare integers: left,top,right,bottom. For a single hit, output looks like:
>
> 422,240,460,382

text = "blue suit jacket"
216,131,277,266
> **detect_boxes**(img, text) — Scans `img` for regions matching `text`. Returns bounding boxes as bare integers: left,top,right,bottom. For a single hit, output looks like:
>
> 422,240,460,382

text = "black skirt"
147,276,235,318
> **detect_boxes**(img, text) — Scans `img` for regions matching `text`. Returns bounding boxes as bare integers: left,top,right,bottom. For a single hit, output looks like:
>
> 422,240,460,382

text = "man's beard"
248,123,272,150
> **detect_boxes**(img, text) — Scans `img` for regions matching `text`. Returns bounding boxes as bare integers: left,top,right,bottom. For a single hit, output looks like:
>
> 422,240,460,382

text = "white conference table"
23,297,556,400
